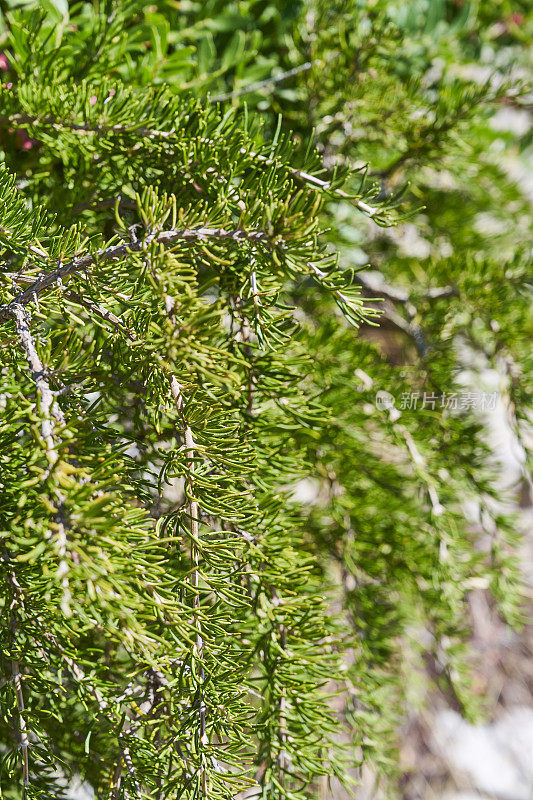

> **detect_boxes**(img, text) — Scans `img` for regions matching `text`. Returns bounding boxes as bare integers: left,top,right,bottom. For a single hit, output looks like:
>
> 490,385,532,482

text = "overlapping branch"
33,624,143,800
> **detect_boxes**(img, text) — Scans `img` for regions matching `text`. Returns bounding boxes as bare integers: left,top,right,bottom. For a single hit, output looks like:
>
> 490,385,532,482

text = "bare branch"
352,271,457,354
354,271,457,304
72,195,137,214
378,299,428,355
211,61,314,103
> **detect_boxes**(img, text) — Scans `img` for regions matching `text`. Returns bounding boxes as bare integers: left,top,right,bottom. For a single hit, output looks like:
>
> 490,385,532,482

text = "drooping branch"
11,306,74,619
10,303,158,795
156,272,227,792
231,288,292,788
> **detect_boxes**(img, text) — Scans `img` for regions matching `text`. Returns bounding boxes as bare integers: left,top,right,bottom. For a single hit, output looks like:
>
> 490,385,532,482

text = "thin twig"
211,61,314,103
4,255,130,342
169,376,207,795
62,289,137,340
397,425,448,560
270,589,289,778
248,151,379,216
11,658,29,788
308,261,378,327
72,195,137,214
55,512,72,617
235,278,257,413
169,382,206,718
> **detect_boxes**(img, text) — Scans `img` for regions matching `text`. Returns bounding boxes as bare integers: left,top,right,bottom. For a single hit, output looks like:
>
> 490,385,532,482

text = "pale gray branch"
11,304,63,458
169,376,206,745
211,61,314,103
354,271,457,304
1,226,271,321
62,289,136,340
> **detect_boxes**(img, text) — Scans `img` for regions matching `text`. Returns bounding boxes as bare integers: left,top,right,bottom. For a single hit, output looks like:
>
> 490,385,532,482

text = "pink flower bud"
509,12,524,26
0,53,9,71
89,95,97,106
16,129,35,151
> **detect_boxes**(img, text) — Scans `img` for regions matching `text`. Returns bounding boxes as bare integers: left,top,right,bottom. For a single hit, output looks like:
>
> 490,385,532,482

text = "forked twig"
1,227,273,322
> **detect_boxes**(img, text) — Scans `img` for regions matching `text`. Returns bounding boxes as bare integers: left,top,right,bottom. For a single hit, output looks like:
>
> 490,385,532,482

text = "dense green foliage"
0,1,531,798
